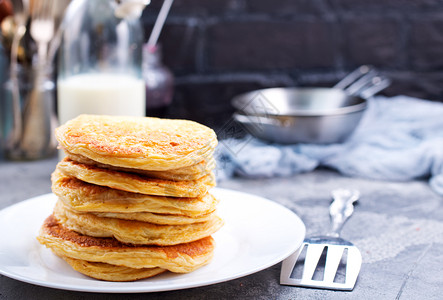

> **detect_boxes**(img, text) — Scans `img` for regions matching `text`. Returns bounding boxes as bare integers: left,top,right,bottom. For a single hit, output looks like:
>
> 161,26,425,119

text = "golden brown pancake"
89,210,216,225
55,115,217,171
37,215,215,273
53,200,224,245
42,115,221,282
62,256,166,282
52,170,219,217
56,158,215,198
65,151,215,181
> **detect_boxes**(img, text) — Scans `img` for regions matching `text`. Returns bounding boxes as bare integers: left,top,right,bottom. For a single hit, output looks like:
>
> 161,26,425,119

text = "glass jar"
57,0,146,126
1,64,32,160
1,64,57,160
142,44,174,117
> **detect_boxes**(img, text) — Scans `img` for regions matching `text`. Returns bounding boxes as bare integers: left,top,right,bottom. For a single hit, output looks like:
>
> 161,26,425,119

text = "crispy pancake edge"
56,158,216,198
37,215,215,272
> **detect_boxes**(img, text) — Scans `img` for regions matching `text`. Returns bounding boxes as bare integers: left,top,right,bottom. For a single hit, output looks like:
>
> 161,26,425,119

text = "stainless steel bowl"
231,87,367,144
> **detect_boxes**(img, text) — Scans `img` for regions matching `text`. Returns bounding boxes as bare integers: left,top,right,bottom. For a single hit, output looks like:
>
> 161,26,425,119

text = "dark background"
141,0,443,128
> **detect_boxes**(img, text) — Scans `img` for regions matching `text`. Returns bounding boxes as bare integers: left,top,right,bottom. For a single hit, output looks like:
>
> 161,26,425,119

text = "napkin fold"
215,95,443,196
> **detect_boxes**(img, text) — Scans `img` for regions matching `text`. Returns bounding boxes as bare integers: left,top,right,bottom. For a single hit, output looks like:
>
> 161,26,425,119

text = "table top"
1,157,442,299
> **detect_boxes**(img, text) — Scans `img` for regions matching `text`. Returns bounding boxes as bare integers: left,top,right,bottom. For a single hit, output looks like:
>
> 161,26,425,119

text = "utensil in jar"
6,0,29,157
17,0,57,159
47,0,72,64
280,188,362,290
30,0,55,65
9,0,28,63
19,67,57,159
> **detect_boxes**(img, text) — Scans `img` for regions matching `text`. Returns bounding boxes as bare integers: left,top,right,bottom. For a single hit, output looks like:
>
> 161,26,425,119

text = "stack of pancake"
37,115,223,282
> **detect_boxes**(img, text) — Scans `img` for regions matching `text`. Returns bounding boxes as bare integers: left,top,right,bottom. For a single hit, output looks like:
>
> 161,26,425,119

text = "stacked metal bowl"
231,66,390,144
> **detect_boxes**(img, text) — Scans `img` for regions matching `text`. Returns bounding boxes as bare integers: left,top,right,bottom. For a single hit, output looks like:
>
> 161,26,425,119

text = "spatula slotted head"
280,239,362,291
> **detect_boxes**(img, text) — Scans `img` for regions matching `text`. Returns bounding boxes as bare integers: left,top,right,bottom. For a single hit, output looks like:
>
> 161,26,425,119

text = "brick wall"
142,0,443,128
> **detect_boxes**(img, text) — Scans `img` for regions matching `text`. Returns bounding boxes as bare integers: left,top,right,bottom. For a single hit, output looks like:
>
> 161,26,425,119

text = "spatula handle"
327,189,360,237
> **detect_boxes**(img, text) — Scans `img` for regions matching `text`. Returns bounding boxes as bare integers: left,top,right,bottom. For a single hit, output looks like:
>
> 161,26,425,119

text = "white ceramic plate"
0,188,305,293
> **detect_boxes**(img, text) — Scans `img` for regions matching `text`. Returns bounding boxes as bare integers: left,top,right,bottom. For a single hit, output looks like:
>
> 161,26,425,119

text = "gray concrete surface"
0,157,442,299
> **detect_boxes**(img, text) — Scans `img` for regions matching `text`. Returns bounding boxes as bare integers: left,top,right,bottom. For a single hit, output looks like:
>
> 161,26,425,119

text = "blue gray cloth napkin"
215,95,443,196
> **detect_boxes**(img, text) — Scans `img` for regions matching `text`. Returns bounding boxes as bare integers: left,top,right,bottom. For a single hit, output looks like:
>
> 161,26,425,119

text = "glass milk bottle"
57,0,146,126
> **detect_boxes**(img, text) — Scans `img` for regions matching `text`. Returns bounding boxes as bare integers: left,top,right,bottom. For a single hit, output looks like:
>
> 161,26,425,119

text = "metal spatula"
280,188,362,290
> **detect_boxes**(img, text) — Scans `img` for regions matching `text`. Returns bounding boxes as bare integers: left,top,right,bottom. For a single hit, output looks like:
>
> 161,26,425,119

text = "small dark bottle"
142,44,174,117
